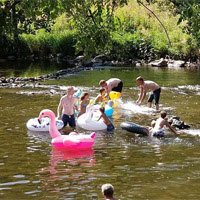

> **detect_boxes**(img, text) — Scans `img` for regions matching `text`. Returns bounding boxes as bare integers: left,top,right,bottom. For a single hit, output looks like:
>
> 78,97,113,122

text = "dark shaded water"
0,63,200,199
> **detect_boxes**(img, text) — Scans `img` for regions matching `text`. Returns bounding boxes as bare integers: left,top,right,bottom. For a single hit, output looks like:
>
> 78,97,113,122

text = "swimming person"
152,111,178,136
78,92,90,117
99,78,123,94
98,107,114,131
136,76,161,110
57,86,78,128
101,183,118,200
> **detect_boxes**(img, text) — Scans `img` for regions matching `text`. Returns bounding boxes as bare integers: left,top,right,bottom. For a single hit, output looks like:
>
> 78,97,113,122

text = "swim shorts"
148,88,161,104
107,123,115,131
153,129,166,137
62,114,76,128
112,81,123,93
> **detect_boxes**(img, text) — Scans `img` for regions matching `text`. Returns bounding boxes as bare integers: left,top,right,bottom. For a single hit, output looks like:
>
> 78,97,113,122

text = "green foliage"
169,0,200,46
111,32,155,60
0,0,199,61
20,29,76,57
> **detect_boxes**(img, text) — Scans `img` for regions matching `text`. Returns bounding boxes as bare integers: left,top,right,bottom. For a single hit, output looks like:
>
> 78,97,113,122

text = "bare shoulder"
61,94,67,99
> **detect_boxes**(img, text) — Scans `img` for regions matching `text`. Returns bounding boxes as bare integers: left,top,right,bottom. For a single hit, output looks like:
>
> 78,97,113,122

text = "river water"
0,62,200,199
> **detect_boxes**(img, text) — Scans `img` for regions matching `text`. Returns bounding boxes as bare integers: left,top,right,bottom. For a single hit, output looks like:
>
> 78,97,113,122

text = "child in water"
101,183,118,200
94,88,109,104
78,92,89,117
98,107,114,131
152,110,178,136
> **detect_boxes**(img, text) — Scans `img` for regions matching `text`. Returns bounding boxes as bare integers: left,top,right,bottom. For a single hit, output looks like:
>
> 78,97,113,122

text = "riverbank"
0,55,200,89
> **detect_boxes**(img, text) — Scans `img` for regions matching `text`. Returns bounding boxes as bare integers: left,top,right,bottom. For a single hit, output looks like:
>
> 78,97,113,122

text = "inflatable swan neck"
38,109,61,138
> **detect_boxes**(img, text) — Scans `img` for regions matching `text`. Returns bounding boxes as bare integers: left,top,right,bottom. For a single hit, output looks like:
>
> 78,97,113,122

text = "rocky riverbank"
1,55,200,88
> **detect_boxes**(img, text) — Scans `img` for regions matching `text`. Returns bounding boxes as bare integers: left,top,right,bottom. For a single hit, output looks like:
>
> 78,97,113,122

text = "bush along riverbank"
1,1,200,66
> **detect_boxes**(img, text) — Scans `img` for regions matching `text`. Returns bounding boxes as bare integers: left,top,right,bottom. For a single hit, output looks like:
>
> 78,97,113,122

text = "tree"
169,0,200,46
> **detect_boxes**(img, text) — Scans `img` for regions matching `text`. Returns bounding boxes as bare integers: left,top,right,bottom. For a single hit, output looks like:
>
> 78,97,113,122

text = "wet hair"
101,184,114,196
99,107,105,113
100,88,106,94
136,76,144,82
160,110,167,119
80,92,89,101
99,80,106,86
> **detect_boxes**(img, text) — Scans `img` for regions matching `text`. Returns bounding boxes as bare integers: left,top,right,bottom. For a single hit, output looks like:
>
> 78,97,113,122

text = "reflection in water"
1,66,200,199
49,147,95,173
36,147,95,196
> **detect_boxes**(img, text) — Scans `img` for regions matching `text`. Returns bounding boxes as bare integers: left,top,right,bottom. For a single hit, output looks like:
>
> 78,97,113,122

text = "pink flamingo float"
38,109,96,149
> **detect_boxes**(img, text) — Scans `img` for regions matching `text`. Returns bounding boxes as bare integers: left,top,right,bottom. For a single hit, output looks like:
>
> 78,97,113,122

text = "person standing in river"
136,76,161,110
57,86,78,128
99,78,123,94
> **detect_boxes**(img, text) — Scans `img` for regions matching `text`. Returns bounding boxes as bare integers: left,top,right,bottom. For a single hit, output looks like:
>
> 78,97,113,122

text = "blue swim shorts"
107,123,115,131
62,114,76,128
148,88,161,105
153,129,166,137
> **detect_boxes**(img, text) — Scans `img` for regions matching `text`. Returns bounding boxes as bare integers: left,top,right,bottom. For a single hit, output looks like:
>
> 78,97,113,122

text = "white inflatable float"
77,105,107,131
26,117,64,132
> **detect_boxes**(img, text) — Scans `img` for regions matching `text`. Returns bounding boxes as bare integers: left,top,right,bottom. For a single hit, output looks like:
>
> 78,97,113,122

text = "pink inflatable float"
38,109,96,149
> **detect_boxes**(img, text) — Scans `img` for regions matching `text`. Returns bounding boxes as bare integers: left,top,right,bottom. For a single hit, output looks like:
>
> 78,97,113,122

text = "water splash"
119,100,174,115
181,129,200,137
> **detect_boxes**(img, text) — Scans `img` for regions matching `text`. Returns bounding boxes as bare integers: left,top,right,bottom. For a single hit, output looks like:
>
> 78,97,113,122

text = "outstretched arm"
166,121,178,135
136,87,146,105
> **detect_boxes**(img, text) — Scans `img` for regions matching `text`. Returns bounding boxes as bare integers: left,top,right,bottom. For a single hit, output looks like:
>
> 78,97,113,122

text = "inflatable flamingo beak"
90,132,96,139
38,118,41,124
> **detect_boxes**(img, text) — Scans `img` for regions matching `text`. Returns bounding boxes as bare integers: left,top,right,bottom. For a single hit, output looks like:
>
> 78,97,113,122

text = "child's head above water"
101,183,114,197
100,88,106,95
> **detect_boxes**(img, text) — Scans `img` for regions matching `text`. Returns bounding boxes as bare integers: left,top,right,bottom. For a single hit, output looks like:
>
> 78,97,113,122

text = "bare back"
143,81,160,92
153,117,167,131
106,78,121,93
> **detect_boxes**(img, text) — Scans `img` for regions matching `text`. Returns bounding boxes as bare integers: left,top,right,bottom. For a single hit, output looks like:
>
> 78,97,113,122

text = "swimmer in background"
152,110,178,136
94,88,109,104
101,183,118,200
78,92,90,117
98,107,114,131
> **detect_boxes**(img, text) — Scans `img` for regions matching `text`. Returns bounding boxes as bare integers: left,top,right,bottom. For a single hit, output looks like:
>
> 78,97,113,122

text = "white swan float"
77,105,107,131
26,117,64,132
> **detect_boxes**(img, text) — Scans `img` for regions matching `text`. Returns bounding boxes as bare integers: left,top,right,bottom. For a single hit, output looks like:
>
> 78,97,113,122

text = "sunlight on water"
1,65,200,199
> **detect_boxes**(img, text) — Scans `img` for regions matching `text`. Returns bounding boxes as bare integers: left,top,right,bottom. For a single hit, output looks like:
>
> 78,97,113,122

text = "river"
0,62,200,199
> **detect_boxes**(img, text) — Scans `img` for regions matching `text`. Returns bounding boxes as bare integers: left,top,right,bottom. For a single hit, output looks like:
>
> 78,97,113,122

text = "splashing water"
119,100,175,115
